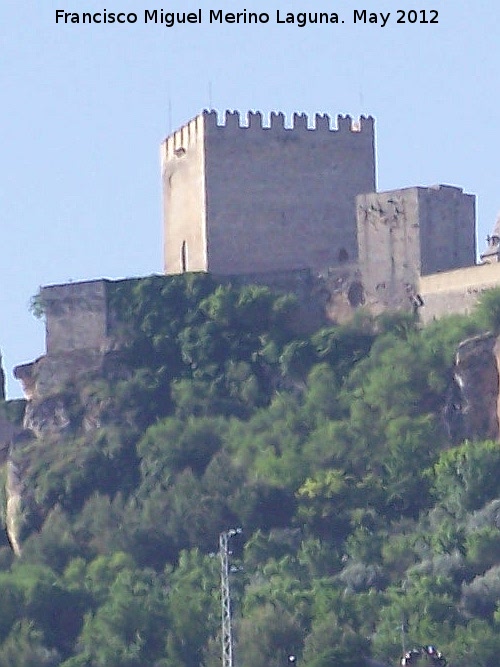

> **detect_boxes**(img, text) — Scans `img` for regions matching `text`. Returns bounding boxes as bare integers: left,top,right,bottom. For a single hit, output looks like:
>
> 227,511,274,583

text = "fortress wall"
161,114,207,273
419,263,500,323
42,280,109,354
214,262,365,330
418,185,476,275
36,267,369,370
357,188,421,312
174,110,376,275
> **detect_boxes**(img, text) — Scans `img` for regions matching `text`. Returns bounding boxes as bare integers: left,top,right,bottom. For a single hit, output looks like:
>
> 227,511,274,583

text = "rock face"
0,411,24,555
5,350,131,555
14,350,128,428
6,459,23,556
0,352,5,401
0,415,19,465
445,333,500,443
7,328,132,554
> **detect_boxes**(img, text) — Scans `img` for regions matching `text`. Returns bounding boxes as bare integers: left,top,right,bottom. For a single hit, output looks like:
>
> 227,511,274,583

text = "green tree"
432,440,500,515
302,613,368,667
0,563,87,657
163,549,219,667
77,568,168,667
474,286,500,333
138,416,226,483
296,469,354,542
0,621,60,667
466,526,500,571
450,618,500,667
236,604,303,667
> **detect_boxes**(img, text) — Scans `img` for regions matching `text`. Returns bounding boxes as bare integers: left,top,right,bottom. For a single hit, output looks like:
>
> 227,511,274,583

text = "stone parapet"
419,263,500,323
39,279,109,355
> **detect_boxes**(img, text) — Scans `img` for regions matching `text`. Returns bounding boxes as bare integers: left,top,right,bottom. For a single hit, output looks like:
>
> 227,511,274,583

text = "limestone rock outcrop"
5,344,132,555
445,333,500,443
0,352,5,401
0,408,25,554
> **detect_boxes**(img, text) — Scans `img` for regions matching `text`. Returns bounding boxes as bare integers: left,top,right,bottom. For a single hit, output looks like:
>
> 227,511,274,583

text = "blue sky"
1,0,498,397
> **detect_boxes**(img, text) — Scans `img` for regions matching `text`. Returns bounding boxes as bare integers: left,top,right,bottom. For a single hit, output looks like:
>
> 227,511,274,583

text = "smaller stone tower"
357,185,476,312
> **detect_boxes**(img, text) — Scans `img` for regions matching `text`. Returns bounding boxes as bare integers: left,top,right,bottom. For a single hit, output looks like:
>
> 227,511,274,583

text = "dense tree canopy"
2,274,500,666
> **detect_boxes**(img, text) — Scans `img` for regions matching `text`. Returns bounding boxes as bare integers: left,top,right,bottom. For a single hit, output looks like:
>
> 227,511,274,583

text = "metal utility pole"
220,528,241,667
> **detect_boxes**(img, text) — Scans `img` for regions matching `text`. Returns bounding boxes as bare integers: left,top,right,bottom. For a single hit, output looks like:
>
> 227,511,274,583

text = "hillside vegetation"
2,274,500,667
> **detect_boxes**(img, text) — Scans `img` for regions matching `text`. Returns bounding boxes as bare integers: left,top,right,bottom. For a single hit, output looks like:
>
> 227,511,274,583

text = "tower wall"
357,188,422,312
161,115,208,273
162,110,376,275
418,185,476,275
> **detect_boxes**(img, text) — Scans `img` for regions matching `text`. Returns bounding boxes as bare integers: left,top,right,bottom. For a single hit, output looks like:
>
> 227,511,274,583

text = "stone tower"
357,185,476,312
161,110,376,275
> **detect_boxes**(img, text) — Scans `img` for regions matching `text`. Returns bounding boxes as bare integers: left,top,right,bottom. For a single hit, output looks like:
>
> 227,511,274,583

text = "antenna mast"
220,528,241,667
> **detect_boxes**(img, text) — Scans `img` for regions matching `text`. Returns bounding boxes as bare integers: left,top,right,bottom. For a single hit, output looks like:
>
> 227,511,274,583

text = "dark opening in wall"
181,241,188,273
347,281,364,307
338,247,349,263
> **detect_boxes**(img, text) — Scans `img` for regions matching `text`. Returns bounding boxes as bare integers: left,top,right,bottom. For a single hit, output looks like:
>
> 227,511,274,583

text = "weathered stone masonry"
357,185,476,315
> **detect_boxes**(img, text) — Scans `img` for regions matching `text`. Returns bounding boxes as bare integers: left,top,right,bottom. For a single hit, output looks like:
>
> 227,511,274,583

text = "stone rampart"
418,185,475,274
215,262,364,331
161,114,207,274
18,267,368,401
357,188,421,314
40,280,109,354
419,263,500,323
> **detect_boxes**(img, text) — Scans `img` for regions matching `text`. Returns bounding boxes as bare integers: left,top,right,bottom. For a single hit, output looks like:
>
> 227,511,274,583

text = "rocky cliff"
445,332,500,444
2,344,132,555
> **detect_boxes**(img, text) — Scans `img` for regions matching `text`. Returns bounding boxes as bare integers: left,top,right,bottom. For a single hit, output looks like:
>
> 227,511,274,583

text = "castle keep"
161,110,376,275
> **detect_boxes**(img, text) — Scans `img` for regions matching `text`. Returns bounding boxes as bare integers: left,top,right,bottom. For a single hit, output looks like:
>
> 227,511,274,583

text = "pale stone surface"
480,213,500,263
419,263,500,323
162,114,207,273
357,188,421,313
41,280,109,354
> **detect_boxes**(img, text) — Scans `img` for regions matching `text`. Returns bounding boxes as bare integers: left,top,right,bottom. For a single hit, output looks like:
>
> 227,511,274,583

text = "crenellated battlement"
203,108,373,133
161,113,205,164
161,109,374,163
